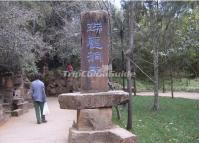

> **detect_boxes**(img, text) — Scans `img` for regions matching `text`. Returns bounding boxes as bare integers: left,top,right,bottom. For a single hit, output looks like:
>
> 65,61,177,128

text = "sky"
110,0,122,9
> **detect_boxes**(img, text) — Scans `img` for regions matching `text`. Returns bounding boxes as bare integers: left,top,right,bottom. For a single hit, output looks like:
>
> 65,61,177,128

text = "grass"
162,78,199,92
113,96,199,143
112,77,199,92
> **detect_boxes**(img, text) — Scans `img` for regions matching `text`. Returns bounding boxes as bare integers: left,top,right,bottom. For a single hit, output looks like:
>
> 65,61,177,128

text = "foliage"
0,1,198,78
0,2,52,74
112,1,199,78
0,1,107,75
113,96,199,143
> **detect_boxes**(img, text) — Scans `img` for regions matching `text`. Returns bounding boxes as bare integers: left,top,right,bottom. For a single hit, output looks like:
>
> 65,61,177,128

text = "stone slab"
76,108,112,131
58,90,129,109
68,127,137,143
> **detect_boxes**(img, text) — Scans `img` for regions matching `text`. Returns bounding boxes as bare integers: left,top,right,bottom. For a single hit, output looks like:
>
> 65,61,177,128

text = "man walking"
31,73,47,124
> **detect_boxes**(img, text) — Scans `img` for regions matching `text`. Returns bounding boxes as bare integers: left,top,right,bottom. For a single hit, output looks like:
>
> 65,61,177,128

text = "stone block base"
76,108,113,130
69,127,136,143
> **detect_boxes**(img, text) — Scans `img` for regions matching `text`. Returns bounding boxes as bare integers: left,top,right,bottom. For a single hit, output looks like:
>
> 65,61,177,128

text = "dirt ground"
0,97,76,143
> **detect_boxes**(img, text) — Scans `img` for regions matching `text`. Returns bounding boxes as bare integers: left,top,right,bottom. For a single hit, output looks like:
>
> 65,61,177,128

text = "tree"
126,1,135,130
0,2,50,74
0,1,104,74
119,1,199,110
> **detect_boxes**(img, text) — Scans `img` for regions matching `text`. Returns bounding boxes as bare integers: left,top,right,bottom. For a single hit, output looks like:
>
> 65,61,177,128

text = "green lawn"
112,77,199,92
112,96,199,143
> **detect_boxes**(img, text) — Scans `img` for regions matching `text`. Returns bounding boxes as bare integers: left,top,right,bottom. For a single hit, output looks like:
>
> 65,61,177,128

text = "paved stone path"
137,92,199,100
0,97,76,143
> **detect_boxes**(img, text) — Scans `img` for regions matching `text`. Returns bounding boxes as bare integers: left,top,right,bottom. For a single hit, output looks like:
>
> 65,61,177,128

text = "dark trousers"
34,101,45,122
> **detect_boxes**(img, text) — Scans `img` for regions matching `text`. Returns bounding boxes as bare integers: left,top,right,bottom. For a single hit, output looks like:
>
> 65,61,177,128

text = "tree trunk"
170,66,174,98
32,19,36,35
153,45,159,110
153,0,159,111
133,75,137,96
126,1,134,130
122,50,125,91
162,77,166,93
127,57,133,130
115,106,121,120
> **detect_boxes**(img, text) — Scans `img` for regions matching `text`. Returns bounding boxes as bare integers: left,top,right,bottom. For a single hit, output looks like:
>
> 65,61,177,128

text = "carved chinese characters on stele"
81,11,109,92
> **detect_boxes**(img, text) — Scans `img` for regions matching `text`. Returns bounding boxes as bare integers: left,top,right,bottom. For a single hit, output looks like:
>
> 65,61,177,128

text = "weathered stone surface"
76,108,112,131
81,10,109,92
68,127,136,143
18,101,29,113
0,104,3,121
109,127,137,143
2,103,11,111
0,89,13,104
46,76,80,96
0,109,10,126
11,109,23,116
58,90,129,109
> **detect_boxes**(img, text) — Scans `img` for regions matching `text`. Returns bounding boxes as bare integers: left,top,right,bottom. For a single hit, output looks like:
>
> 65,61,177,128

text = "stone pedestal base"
58,90,137,143
76,108,113,130
69,127,136,143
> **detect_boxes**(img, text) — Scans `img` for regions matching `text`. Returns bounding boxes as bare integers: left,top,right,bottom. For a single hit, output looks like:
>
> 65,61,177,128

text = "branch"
97,1,103,10
127,55,154,83
102,0,109,12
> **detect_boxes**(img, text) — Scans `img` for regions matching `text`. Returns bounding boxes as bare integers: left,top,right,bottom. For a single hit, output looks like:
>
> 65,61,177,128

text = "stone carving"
58,10,136,143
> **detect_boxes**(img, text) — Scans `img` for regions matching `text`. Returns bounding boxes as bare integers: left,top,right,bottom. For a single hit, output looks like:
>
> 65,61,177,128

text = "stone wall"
0,102,10,126
44,71,80,96
0,73,33,125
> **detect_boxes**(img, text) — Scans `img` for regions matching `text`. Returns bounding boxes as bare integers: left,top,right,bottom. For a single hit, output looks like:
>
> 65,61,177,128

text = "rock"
0,104,3,117
76,108,112,131
60,79,66,86
48,88,57,95
73,78,81,91
11,109,23,116
58,90,129,109
68,127,137,143
24,81,31,89
0,105,10,126
14,75,23,86
17,101,29,113
109,127,137,143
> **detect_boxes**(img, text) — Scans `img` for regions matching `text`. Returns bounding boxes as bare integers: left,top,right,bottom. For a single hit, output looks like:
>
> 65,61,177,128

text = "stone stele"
80,10,109,92
58,10,136,143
